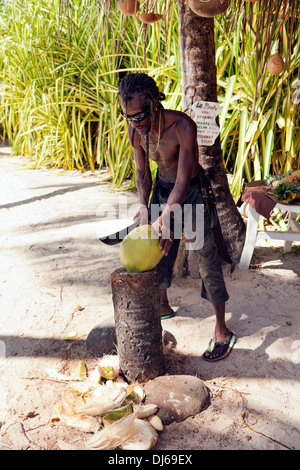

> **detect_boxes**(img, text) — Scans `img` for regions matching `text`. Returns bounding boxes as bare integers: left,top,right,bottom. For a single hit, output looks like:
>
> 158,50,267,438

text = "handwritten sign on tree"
191,101,221,146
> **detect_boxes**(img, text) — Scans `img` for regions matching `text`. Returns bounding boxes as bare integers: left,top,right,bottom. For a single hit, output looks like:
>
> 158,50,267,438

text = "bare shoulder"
164,109,197,133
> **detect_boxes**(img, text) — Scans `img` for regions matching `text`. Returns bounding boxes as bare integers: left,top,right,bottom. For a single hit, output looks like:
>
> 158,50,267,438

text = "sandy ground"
0,142,300,452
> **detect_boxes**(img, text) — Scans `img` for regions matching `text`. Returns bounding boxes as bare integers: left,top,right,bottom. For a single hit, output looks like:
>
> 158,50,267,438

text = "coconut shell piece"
188,0,230,18
147,414,164,431
97,354,120,380
133,403,159,419
138,12,163,24
126,384,145,403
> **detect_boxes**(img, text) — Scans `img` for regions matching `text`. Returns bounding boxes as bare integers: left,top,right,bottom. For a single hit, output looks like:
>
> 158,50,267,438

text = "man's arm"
166,117,198,206
129,127,152,223
152,117,198,254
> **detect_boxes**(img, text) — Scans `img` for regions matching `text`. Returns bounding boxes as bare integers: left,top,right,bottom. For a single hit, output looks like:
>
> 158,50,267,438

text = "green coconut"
120,225,163,273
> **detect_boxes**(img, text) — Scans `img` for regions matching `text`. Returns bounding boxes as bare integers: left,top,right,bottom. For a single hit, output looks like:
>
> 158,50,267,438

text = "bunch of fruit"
270,170,300,188
265,170,300,204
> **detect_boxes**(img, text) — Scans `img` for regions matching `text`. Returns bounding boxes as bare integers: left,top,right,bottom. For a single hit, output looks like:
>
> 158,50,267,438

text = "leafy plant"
271,182,300,202
0,0,180,188
215,2,300,202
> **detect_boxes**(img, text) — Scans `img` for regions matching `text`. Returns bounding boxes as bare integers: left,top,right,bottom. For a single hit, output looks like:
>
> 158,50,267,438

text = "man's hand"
133,204,149,226
152,214,173,256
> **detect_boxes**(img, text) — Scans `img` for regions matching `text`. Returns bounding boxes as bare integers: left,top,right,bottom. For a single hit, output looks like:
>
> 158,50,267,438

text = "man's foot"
202,332,236,362
160,302,176,320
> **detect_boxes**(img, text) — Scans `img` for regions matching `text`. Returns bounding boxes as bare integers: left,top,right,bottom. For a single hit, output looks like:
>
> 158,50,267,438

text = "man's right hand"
152,213,173,256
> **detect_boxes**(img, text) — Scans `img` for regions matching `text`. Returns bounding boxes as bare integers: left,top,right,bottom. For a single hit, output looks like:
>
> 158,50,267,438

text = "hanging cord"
148,110,162,153
139,131,150,190
279,0,288,54
145,131,150,162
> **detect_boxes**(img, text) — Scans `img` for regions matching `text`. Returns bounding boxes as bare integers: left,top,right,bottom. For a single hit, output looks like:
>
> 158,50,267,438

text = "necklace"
148,110,162,153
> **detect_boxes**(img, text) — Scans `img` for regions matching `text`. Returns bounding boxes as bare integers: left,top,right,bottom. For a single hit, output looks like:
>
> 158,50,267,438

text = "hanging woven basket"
138,12,163,24
188,0,230,18
267,52,285,75
117,0,139,16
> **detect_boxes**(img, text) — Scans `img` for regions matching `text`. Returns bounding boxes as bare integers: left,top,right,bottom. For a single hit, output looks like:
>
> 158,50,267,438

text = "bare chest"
138,128,179,165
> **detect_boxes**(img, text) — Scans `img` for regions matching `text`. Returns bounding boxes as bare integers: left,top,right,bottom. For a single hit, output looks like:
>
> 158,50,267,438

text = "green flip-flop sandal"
202,332,236,362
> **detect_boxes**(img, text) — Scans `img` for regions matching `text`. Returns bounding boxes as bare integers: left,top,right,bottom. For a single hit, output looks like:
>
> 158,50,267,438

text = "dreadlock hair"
118,73,165,122
118,73,166,188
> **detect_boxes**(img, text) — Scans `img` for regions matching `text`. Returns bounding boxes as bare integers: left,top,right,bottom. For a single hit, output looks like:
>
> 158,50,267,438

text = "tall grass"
215,4,300,202
0,0,181,187
0,0,299,200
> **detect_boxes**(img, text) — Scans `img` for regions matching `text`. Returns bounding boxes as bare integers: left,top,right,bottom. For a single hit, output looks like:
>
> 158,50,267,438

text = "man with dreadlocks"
118,72,236,362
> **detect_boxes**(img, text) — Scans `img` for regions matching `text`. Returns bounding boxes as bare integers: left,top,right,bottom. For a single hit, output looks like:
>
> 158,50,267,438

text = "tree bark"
178,0,245,266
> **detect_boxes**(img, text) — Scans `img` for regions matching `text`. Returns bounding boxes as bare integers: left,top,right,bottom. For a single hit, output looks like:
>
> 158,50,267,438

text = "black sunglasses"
120,106,150,123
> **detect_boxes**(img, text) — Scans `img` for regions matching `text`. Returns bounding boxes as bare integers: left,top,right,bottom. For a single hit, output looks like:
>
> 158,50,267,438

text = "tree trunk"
111,267,165,383
177,0,245,266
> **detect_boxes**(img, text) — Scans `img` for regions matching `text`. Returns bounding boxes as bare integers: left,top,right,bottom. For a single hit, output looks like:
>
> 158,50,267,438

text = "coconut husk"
59,413,158,450
53,401,100,433
86,413,137,449
76,382,127,416
120,418,158,450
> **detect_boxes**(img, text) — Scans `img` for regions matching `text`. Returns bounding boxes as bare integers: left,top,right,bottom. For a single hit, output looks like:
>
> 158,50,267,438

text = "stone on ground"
142,374,210,425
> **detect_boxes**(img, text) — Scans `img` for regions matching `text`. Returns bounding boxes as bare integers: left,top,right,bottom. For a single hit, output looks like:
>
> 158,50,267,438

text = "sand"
0,142,299,451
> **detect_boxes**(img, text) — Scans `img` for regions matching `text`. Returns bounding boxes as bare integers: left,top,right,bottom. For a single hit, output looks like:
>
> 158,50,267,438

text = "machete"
98,219,139,245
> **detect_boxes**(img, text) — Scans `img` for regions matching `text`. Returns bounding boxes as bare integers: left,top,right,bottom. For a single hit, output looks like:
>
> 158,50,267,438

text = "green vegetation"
216,5,300,202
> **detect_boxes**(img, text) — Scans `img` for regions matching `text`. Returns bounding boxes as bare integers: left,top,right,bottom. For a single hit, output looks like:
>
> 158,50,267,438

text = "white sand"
0,145,299,451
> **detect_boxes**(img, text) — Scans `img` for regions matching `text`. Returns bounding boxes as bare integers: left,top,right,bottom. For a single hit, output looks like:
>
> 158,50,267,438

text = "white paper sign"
191,101,221,146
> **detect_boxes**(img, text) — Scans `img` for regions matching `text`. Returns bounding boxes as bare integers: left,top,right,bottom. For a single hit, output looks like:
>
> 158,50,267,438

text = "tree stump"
111,267,165,383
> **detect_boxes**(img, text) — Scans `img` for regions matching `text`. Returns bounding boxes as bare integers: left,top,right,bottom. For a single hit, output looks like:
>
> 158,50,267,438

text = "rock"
86,321,176,359
162,330,177,350
86,321,117,357
142,374,210,425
